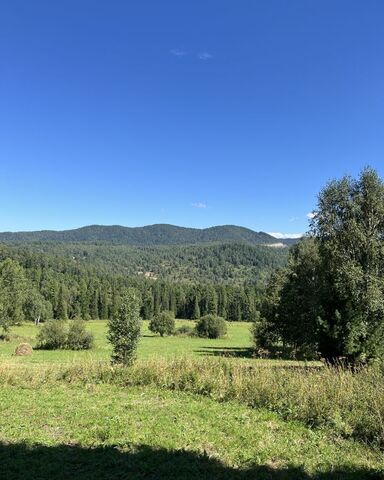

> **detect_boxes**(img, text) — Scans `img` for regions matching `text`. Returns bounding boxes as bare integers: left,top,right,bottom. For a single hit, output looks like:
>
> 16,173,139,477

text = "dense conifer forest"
0,227,291,328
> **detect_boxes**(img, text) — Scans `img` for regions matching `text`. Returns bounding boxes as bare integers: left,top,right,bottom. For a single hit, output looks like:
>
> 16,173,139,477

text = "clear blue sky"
1,1,383,236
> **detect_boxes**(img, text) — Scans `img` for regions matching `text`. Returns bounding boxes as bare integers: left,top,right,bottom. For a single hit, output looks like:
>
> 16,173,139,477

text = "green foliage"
195,315,227,339
257,167,384,363
254,239,321,359
0,223,285,246
67,319,94,350
24,290,52,324
313,167,384,362
36,320,67,350
108,288,141,365
192,294,200,319
0,259,27,333
0,242,276,326
56,284,68,319
36,319,94,350
174,324,194,336
149,311,175,337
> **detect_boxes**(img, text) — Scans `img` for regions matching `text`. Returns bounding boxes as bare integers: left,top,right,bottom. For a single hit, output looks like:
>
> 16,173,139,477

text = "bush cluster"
36,319,94,350
195,315,227,339
67,320,94,350
148,312,229,339
174,324,195,336
149,311,175,337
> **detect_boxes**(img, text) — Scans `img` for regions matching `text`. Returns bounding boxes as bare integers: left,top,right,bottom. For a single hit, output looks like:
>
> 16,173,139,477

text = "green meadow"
1,382,383,480
0,320,384,480
2,319,254,364
1,320,384,479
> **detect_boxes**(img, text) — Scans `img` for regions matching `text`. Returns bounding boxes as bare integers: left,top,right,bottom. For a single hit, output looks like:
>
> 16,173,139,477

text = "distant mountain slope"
21,241,288,285
0,224,295,246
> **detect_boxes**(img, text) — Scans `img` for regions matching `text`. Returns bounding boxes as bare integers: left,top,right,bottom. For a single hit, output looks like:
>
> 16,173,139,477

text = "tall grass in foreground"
1,357,383,448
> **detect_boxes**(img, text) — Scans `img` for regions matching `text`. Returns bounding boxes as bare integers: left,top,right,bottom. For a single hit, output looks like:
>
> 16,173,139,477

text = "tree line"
0,243,262,333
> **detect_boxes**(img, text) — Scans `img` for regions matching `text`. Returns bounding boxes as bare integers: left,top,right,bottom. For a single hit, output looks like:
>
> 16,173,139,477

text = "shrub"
175,324,194,336
195,315,227,339
108,288,141,365
36,319,94,351
149,311,175,337
67,319,94,350
36,320,67,350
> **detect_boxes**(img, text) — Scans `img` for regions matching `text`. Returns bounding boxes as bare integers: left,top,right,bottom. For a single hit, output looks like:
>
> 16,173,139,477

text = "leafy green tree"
108,288,141,365
255,239,321,359
24,289,52,325
149,310,175,336
313,167,384,362
256,167,384,363
254,268,287,350
0,259,27,333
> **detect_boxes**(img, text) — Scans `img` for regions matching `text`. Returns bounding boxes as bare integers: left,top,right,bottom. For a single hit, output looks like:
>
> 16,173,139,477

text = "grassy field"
1,380,383,479
1,319,255,364
1,320,384,479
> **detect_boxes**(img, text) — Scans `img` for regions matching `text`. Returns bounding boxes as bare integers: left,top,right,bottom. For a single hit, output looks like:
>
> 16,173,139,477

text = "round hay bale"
15,343,33,356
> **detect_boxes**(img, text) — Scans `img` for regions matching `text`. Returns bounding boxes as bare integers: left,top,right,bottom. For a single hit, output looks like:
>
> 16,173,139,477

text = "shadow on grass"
195,347,324,369
195,346,256,359
0,443,381,480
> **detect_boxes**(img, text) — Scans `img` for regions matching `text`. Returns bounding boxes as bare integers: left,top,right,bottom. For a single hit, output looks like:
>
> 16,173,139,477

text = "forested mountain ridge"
23,242,289,285
0,242,272,323
0,224,294,324
0,224,295,246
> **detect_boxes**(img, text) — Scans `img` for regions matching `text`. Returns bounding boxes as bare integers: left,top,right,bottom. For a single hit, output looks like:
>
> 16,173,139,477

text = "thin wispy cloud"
197,52,213,60
170,49,187,57
268,232,303,239
191,202,207,209
289,216,299,222
307,212,316,219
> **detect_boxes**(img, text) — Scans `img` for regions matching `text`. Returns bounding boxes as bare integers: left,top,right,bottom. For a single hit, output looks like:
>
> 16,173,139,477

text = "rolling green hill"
0,223,294,246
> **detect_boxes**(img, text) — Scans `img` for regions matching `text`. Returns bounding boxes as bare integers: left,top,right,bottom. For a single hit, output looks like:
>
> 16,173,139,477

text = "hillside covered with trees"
19,242,289,285
0,239,281,332
0,224,293,246
0,223,292,330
